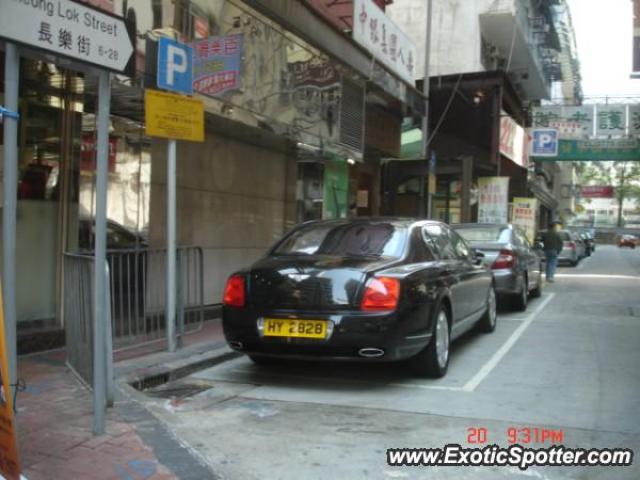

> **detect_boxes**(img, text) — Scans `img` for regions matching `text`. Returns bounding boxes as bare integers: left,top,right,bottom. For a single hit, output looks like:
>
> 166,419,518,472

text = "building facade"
1,0,422,349
388,0,581,226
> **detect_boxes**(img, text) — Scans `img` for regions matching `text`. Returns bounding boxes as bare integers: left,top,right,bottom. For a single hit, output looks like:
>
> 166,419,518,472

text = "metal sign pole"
166,140,177,352
422,0,433,219
2,43,19,399
93,69,111,435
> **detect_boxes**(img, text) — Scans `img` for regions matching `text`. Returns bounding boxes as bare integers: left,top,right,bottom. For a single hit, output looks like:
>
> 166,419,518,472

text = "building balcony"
479,0,561,101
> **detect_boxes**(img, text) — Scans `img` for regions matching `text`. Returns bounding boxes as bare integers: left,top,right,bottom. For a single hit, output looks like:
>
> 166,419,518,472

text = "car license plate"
263,318,327,339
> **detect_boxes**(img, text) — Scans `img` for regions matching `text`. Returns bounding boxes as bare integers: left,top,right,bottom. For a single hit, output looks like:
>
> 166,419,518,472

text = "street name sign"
157,37,193,95
145,89,204,142
0,0,134,72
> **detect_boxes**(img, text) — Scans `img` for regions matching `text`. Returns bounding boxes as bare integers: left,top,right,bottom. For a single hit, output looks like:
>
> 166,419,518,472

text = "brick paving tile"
17,352,178,480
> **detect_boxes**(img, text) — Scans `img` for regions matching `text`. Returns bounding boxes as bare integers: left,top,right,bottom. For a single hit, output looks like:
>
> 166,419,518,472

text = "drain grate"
145,381,213,399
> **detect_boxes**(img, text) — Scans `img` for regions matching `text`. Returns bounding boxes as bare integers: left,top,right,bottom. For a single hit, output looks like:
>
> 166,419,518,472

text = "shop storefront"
0,50,150,349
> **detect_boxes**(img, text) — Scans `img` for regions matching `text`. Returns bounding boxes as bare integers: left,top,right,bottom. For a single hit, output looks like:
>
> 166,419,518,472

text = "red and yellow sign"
0,285,20,479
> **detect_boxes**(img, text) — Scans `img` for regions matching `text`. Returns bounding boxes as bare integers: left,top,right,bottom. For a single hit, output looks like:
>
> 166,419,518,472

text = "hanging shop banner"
192,34,244,97
531,106,593,139
323,160,349,219
512,197,538,244
144,89,204,142
533,139,640,161
499,114,528,167
353,0,416,83
0,285,20,480
580,186,615,199
478,177,510,224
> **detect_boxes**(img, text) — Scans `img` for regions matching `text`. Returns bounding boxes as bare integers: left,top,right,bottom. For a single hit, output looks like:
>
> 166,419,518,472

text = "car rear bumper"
558,249,577,263
222,306,435,362
492,268,519,295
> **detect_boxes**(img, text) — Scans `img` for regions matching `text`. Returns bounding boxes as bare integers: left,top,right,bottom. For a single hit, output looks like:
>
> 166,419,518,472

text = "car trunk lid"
249,255,399,310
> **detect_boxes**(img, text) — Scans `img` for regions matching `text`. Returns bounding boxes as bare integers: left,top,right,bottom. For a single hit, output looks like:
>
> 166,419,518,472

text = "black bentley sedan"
222,218,496,378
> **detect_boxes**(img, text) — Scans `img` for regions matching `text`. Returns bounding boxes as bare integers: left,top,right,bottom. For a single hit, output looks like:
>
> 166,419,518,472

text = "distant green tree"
577,161,640,227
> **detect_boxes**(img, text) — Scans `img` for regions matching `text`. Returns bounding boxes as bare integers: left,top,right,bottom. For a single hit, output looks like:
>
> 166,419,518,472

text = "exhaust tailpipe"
358,347,385,358
229,341,244,350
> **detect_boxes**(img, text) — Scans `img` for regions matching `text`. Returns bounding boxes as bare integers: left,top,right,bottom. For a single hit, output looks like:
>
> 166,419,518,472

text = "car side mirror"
471,248,485,265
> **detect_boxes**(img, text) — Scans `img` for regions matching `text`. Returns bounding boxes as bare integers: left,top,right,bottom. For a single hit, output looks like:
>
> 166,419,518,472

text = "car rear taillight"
492,249,516,269
567,241,576,250
361,277,400,311
223,275,245,307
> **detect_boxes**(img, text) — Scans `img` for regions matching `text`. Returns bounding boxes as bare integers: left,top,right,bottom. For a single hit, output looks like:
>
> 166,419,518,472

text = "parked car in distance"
452,223,543,311
618,235,638,249
223,218,497,378
559,230,584,265
577,232,594,256
536,229,584,266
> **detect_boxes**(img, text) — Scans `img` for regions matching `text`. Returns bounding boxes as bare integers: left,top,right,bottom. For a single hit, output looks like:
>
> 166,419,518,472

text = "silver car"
557,230,584,266
453,224,543,311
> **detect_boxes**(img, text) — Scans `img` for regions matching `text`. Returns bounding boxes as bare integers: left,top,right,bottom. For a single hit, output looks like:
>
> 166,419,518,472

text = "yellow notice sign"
0,285,20,480
145,89,204,142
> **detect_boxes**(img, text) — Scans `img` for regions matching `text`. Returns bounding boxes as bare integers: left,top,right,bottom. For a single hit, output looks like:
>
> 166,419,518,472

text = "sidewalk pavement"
16,319,230,480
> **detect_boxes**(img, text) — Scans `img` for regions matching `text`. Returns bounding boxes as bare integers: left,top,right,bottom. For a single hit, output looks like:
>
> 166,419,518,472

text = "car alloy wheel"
435,310,450,369
478,286,497,333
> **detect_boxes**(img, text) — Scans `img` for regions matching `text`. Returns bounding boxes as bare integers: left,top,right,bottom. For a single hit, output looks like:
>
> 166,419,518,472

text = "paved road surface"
137,245,640,480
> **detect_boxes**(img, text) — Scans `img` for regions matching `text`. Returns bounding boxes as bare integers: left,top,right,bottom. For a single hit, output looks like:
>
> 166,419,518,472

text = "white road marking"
461,293,556,392
554,274,640,280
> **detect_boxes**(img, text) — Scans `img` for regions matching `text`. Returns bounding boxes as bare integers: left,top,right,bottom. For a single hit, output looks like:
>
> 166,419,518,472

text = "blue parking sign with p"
531,129,558,157
157,37,193,95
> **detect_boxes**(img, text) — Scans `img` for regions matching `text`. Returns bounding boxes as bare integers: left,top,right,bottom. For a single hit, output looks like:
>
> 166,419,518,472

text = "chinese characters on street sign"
532,104,639,139
0,0,133,72
193,34,244,97
531,106,592,139
145,89,204,142
478,177,510,224
596,105,626,137
352,0,416,83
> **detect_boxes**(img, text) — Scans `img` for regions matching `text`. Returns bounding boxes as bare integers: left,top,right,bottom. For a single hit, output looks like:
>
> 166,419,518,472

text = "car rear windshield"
453,226,511,243
272,222,407,258
559,231,572,241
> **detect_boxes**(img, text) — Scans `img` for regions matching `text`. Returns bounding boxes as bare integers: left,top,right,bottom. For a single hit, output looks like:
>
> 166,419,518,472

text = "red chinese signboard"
304,0,391,32
81,134,117,172
580,186,615,198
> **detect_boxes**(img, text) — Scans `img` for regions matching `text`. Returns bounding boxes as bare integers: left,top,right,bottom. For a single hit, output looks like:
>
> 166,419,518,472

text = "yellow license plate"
263,318,327,339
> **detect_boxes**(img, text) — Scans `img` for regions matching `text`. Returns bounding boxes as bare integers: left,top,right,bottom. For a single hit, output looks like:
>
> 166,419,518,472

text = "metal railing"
106,247,205,349
63,254,114,405
64,246,204,359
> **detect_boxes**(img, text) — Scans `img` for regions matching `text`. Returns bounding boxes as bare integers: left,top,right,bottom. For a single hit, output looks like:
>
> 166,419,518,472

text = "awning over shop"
400,128,423,159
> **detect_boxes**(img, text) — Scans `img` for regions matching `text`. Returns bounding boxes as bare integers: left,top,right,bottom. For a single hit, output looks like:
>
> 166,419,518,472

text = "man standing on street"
542,220,563,283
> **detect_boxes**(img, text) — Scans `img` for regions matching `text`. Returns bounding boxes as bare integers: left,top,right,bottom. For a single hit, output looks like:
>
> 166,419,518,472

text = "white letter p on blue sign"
158,37,193,95
531,129,558,157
